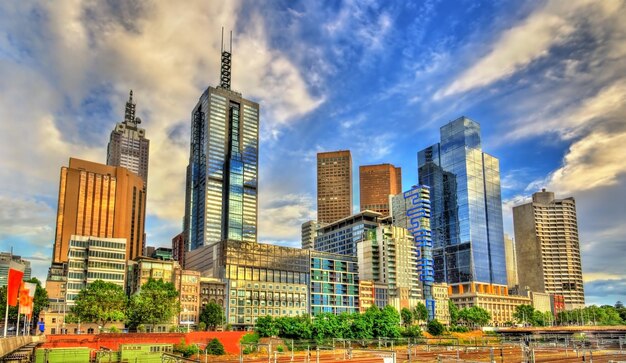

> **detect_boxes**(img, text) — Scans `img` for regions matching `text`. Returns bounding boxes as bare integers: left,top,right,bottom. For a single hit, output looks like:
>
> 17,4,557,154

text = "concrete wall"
0,336,43,358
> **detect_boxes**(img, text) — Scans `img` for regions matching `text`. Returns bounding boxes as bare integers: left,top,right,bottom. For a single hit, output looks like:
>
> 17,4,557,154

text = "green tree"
374,305,401,338
69,280,126,329
312,313,340,340
460,306,491,327
127,278,180,331
0,286,18,321
199,302,225,330
513,305,535,326
255,316,278,337
427,319,444,336
448,301,460,325
206,338,225,355
413,302,428,324
351,311,374,339
401,307,413,327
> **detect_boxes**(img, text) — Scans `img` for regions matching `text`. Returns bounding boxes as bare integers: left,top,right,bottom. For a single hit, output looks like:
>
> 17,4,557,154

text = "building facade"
184,49,259,251
65,235,127,304
314,210,381,256
301,220,321,250
418,116,507,288
357,225,422,311
432,283,451,325
450,290,531,326
513,189,585,309
200,277,227,309
52,158,146,264
390,185,435,319
175,268,201,328
359,163,402,215
106,90,150,184
317,150,352,224
503,234,519,288
309,251,359,315
172,232,187,268
0,253,31,287
127,256,177,295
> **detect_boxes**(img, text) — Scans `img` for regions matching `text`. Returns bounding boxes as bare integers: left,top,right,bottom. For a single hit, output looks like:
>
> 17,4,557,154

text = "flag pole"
3,298,8,337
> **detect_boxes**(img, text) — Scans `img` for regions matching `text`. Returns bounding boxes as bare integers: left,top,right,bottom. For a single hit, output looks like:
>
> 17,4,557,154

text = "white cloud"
435,0,609,99
258,193,316,243
0,0,323,231
0,196,55,248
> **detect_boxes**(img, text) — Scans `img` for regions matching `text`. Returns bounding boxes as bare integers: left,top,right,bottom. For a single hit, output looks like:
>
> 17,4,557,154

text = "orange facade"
53,158,146,263
317,150,352,224
359,164,401,216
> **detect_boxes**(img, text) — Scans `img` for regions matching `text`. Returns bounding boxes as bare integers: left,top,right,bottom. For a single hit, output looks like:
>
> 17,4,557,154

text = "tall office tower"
317,150,352,224
391,185,435,320
359,163,402,215
106,90,150,184
418,116,507,289
503,234,519,288
513,189,585,309
52,157,146,263
301,220,320,250
184,44,260,250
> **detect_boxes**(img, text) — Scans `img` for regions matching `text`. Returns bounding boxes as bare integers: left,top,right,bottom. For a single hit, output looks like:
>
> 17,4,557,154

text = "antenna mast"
220,27,232,90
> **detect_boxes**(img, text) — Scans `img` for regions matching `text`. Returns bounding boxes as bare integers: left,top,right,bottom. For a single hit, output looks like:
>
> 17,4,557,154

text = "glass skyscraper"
184,48,259,250
418,116,506,286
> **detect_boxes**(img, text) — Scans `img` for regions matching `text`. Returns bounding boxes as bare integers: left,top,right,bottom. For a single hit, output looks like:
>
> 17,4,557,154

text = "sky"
0,0,625,307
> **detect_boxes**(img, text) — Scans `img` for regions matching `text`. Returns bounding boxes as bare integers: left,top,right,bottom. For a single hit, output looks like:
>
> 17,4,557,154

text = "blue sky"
1,0,625,306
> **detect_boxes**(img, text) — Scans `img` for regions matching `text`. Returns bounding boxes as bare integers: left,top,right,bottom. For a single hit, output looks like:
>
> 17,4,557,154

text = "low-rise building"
450,285,531,326
200,277,227,309
310,251,359,315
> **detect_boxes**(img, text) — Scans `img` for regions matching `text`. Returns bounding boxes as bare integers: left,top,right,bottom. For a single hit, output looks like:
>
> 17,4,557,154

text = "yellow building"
432,283,450,325
449,282,531,326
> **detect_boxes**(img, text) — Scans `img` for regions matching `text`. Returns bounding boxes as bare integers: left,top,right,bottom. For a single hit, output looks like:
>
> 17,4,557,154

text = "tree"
460,306,491,327
206,338,225,355
374,305,401,338
401,308,413,327
199,302,224,330
427,319,444,336
413,302,428,324
70,280,126,329
255,316,278,337
513,305,536,326
615,301,624,309
448,301,460,325
127,278,179,331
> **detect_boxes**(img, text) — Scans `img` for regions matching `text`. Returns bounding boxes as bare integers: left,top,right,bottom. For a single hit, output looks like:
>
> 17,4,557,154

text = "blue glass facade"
309,252,359,315
417,117,507,286
185,87,259,250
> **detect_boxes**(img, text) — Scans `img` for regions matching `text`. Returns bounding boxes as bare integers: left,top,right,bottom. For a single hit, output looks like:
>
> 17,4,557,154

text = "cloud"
258,193,316,243
435,0,619,99
0,196,55,248
0,0,323,231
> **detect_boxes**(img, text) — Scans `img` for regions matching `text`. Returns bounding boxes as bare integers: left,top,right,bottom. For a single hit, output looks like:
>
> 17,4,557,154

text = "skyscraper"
184,44,259,250
513,189,585,309
317,150,352,224
52,157,146,263
301,220,320,250
106,90,150,184
359,163,402,215
418,116,507,289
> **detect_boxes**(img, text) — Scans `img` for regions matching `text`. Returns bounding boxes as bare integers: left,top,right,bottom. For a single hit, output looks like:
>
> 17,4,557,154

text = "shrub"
198,322,207,331
137,324,146,333
240,332,260,344
427,319,445,336
169,325,179,333
276,345,284,353
174,339,199,358
108,326,119,333
206,338,225,355
401,325,422,337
